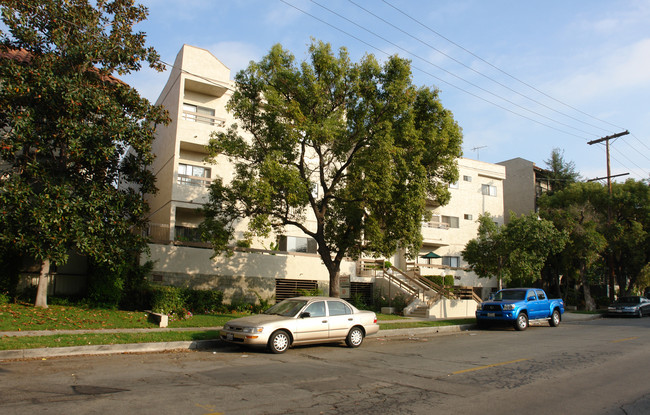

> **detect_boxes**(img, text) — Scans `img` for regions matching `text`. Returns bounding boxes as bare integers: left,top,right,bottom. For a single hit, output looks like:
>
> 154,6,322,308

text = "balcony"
182,109,226,127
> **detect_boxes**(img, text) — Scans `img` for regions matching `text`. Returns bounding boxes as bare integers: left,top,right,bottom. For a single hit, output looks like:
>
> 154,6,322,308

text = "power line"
347,0,612,136
380,0,626,133
289,0,592,140
280,0,649,178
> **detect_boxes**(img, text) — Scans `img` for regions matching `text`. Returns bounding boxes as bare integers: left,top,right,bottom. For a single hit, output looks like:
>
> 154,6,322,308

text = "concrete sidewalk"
0,312,602,361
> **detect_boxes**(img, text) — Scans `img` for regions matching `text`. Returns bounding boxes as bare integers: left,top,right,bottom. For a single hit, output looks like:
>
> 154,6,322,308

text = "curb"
0,325,475,361
0,313,602,361
0,339,223,361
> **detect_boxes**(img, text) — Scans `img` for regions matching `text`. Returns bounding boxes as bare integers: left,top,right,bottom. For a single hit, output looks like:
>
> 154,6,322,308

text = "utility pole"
587,130,629,301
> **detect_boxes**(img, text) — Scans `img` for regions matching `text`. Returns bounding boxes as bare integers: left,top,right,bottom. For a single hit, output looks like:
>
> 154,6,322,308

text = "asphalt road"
1,316,649,415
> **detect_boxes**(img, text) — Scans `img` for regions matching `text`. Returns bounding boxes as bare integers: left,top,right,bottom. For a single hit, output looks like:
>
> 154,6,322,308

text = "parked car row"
219,292,649,354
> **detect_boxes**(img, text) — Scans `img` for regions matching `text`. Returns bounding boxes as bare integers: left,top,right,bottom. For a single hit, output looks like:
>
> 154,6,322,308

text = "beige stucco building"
142,45,504,315
497,157,552,223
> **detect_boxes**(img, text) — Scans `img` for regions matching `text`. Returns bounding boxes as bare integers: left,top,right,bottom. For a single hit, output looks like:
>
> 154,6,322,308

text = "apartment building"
497,157,553,223
143,45,503,307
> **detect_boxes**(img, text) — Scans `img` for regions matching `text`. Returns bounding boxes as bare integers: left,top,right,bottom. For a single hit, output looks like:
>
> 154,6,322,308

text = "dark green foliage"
149,286,187,315
87,258,154,310
0,0,169,307
184,289,224,314
119,260,154,311
463,212,568,288
372,290,407,314
544,148,581,192
424,275,454,287
202,40,462,297
149,286,224,316
87,261,125,309
0,245,21,299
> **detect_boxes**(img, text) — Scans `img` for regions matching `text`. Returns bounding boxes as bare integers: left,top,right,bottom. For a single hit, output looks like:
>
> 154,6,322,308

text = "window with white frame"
482,184,497,196
177,163,211,187
449,181,459,189
442,256,460,268
441,215,459,228
464,214,473,220
463,175,472,182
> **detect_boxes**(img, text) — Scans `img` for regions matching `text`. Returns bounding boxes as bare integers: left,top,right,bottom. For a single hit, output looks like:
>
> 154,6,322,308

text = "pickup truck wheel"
514,313,528,331
549,309,561,327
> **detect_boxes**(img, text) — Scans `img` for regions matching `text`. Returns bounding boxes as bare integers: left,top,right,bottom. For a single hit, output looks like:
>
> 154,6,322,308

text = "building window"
464,214,473,220
175,226,202,242
442,256,460,268
279,236,317,254
178,163,211,187
441,215,459,228
463,175,472,182
182,103,217,125
449,182,459,189
482,184,497,196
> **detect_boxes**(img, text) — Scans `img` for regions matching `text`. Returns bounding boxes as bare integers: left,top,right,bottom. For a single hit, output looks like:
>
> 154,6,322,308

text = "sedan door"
326,300,355,339
293,300,329,342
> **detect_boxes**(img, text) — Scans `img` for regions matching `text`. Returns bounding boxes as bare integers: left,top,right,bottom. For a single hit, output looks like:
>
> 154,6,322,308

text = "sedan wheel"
346,327,364,348
268,330,290,354
514,313,528,331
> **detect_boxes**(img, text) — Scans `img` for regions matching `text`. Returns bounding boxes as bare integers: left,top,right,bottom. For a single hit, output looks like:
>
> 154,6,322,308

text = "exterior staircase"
358,260,481,318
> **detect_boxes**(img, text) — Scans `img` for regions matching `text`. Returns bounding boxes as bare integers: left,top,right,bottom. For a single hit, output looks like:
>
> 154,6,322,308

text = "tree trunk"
35,259,50,308
580,265,596,311
329,268,340,298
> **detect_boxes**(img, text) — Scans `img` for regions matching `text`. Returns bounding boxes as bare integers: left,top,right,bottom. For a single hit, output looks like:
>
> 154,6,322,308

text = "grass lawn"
0,302,473,351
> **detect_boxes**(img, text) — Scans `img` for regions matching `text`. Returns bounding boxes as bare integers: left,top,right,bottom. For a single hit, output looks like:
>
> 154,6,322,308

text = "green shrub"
184,289,223,314
350,292,368,310
371,290,407,314
149,286,187,315
0,291,9,305
119,261,154,311
444,275,455,286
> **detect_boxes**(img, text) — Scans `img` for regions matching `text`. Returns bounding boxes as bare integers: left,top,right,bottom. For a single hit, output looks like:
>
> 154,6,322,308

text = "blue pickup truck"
475,288,564,331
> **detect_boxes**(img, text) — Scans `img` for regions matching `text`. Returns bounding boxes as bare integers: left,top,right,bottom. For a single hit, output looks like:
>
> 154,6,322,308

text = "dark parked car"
607,296,650,317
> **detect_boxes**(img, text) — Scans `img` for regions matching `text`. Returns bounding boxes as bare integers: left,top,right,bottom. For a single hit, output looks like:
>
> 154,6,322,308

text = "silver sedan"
220,296,380,353
607,296,650,317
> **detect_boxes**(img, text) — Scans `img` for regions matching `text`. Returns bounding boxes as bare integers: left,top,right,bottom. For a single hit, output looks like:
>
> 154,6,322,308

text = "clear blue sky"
123,0,650,181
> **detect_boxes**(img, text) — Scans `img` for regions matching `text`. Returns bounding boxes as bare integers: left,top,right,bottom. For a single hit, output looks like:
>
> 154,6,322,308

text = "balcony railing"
182,110,226,127
177,174,211,188
421,221,450,230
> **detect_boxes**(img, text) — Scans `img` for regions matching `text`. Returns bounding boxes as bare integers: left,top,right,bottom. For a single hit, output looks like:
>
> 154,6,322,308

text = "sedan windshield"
264,299,308,317
493,290,527,301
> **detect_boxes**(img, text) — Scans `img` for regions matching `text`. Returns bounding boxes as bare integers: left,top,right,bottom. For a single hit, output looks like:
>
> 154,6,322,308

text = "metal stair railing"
388,266,458,300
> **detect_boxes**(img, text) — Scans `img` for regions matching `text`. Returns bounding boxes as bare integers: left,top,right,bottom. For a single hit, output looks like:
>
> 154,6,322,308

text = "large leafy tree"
540,180,650,301
463,212,567,289
461,213,506,290
607,179,650,295
539,182,608,310
201,41,462,297
0,0,169,307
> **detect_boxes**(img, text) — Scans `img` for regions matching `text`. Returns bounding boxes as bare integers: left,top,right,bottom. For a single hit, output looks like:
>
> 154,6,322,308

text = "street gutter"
0,312,602,361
